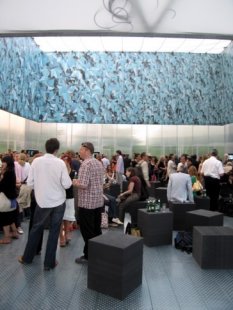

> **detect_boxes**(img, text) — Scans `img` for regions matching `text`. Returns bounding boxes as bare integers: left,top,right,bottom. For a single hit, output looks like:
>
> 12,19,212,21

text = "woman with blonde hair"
188,165,203,197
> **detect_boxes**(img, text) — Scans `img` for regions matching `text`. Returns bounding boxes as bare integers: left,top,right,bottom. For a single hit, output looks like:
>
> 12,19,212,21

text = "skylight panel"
34,37,231,54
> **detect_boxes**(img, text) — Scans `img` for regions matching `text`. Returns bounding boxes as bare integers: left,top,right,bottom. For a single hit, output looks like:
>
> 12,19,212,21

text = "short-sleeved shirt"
129,175,141,196
27,153,72,208
78,157,105,209
201,156,224,179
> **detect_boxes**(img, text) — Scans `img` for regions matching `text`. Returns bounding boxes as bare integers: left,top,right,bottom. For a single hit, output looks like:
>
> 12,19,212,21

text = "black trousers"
79,207,102,259
29,191,43,254
204,176,220,211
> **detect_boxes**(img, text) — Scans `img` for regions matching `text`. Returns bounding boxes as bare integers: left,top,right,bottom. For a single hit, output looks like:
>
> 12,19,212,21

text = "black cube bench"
148,181,161,197
104,183,120,198
154,187,168,203
194,196,210,210
138,209,173,246
193,226,233,269
186,209,223,232
127,200,148,226
169,202,196,230
88,231,143,300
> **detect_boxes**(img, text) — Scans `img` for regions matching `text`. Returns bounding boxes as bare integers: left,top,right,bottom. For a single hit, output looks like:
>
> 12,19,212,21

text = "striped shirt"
78,157,105,209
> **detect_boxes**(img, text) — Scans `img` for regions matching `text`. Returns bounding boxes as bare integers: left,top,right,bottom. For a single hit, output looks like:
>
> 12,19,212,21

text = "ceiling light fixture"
33,37,231,54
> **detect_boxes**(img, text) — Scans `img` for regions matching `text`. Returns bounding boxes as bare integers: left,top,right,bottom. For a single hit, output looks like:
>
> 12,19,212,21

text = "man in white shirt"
18,153,31,182
201,149,224,211
166,154,176,180
18,138,72,270
167,164,194,203
116,150,124,190
101,154,110,170
137,152,151,187
177,154,188,174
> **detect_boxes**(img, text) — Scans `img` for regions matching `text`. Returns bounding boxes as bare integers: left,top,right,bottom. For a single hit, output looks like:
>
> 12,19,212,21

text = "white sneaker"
112,218,124,225
17,227,24,234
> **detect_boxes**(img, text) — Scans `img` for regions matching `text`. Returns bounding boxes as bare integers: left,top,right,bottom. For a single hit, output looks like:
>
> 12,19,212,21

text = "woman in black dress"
0,155,18,244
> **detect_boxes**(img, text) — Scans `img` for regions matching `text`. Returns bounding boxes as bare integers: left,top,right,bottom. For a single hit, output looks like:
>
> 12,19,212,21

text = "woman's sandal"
11,232,19,239
0,238,11,244
60,239,66,247
65,231,71,243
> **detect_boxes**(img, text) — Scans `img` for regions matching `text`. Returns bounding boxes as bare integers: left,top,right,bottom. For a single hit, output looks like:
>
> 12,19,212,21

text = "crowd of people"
1,141,233,270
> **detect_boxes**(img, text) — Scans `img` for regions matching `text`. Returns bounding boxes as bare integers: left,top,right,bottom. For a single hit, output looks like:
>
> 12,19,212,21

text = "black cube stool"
88,231,143,300
104,183,120,198
194,196,210,210
169,202,196,230
193,226,233,269
127,200,147,226
138,209,173,246
186,209,223,231
148,181,161,197
154,187,168,203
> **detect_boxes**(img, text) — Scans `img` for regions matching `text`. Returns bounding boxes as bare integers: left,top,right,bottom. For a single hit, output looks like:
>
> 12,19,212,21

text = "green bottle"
147,199,151,212
150,200,154,212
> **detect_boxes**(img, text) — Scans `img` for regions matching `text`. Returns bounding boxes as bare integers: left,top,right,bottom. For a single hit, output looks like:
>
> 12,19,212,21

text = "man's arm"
61,162,72,189
187,177,194,202
167,177,172,201
72,164,89,189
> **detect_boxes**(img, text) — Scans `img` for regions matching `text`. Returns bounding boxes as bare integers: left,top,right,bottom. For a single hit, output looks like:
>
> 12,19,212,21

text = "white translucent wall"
0,109,231,158
0,110,26,152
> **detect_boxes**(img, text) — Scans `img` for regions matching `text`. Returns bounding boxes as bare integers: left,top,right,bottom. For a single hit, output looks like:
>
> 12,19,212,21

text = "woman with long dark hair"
0,155,18,244
118,167,141,223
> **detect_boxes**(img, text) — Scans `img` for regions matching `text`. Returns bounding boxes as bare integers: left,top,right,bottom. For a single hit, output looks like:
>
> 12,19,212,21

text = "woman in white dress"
59,154,76,247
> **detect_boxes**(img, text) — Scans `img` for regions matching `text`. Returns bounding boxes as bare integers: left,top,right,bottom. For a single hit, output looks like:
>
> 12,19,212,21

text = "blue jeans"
23,202,65,268
104,193,118,218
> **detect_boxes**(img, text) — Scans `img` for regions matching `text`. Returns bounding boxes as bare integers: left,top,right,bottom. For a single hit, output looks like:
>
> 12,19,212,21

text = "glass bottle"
147,199,151,212
150,199,155,212
157,199,161,212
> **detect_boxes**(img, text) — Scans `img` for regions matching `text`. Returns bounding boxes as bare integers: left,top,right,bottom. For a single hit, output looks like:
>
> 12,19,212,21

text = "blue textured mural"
0,37,233,125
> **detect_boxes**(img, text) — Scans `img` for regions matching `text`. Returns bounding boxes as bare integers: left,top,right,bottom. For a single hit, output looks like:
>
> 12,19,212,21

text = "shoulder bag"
192,180,203,192
0,192,13,212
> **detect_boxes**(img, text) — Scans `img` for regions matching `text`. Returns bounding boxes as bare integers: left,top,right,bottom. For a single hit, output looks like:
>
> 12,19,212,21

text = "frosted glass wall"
225,124,233,154
0,109,231,158
0,110,26,152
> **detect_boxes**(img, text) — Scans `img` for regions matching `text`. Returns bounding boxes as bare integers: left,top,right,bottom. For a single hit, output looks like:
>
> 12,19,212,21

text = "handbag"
192,180,203,192
0,192,13,212
101,211,109,229
131,227,141,237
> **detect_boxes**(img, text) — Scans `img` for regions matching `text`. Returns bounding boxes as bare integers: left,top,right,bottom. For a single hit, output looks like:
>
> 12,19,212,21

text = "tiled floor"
1,216,233,310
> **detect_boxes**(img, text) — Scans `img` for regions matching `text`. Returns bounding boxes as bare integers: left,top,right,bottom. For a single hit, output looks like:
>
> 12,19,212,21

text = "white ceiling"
0,0,233,38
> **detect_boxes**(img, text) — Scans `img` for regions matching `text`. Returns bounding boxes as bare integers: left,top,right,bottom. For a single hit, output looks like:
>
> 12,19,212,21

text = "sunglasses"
81,143,92,152
81,142,94,154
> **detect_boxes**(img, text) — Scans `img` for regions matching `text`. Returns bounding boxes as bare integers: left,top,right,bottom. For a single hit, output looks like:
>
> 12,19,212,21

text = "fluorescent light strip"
34,37,231,54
